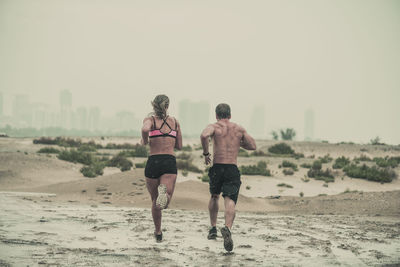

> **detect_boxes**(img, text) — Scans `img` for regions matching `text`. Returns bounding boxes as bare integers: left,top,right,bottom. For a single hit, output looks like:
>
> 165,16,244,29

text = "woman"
141,94,182,242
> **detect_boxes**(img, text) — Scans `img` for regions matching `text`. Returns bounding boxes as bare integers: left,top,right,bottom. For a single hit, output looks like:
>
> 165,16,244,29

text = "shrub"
373,157,400,168
57,137,83,148
118,150,137,158
268,143,294,155
181,145,193,152
342,188,358,194
294,153,305,159
132,144,148,157
198,172,209,182
240,161,271,176
307,164,335,183
318,154,333,163
80,166,97,178
300,163,312,169
283,169,294,175
280,128,296,140
271,131,279,140
107,154,133,171
135,161,147,168
33,137,103,150
182,170,189,177
281,160,298,171
238,148,250,157
311,160,322,170
176,159,202,173
299,192,304,197
80,162,105,178
78,143,97,152
370,136,384,145
343,164,396,183
177,152,192,160
37,147,60,154
277,183,293,188
333,156,350,169
250,150,267,157
246,185,251,190
354,154,372,162
33,137,58,145
58,149,94,165
104,143,136,150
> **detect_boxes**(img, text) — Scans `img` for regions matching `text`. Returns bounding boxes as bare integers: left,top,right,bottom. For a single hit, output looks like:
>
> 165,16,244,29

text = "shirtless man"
200,103,256,252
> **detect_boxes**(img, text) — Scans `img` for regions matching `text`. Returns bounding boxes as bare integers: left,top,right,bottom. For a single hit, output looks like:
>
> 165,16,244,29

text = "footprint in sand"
79,236,96,241
96,188,107,192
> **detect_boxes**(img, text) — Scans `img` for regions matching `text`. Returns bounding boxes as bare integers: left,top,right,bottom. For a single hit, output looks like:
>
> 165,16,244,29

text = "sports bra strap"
151,116,156,130
152,115,176,131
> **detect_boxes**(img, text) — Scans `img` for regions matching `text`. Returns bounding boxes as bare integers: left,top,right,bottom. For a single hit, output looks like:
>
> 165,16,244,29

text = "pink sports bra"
149,116,177,139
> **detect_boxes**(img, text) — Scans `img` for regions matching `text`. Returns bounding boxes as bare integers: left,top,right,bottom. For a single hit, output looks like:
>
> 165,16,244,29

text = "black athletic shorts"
145,154,177,179
208,164,241,204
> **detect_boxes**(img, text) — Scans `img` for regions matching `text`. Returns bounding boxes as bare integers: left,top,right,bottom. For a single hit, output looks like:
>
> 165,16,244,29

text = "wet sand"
1,192,399,266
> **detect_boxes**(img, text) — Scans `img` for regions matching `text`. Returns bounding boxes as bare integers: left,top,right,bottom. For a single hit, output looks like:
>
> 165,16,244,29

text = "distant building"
249,105,266,139
116,111,138,131
31,103,50,129
178,99,210,136
76,107,88,130
304,108,315,141
12,94,32,127
88,107,100,131
59,90,73,129
0,92,3,116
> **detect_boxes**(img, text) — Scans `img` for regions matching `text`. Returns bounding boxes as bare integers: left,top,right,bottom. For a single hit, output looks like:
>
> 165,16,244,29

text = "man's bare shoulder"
210,122,221,129
229,121,246,132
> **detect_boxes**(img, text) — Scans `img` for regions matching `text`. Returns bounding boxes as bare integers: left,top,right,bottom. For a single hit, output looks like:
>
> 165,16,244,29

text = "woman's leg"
146,177,161,234
159,173,177,208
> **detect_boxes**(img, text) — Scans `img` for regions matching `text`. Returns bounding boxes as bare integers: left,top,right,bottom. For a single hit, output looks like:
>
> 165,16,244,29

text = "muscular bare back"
201,118,256,165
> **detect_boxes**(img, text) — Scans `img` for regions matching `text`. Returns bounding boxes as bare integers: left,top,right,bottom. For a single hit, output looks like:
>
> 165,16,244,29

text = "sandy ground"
1,137,400,266
1,192,399,266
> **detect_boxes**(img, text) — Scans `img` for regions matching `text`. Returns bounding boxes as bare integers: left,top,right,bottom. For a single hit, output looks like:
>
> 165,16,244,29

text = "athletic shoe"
221,226,233,252
156,184,168,209
154,232,162,243
207,226,217,240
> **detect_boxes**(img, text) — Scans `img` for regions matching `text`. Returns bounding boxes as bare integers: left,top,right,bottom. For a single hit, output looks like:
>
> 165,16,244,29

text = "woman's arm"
174,119,183,150
141,117,152,145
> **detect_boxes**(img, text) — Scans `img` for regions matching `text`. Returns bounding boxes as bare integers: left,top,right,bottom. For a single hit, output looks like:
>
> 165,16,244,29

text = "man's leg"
224,196,236,229
220,196,236,251
207,194,219,239
209,194,219,227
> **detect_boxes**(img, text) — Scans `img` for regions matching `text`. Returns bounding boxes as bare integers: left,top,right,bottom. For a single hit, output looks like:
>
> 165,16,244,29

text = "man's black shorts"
208,164,241,204
145,154,177,179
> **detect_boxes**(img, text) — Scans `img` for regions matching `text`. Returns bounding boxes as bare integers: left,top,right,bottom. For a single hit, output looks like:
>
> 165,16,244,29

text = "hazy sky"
1,0,399,144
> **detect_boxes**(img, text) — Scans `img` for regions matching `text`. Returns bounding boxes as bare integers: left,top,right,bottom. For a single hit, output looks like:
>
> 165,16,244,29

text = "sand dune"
1,137,400,265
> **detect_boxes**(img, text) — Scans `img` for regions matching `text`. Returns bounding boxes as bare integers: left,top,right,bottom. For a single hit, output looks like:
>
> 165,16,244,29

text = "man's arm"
141,117,152,145
240,130,257,150
200,124,215,164
174,119,183,150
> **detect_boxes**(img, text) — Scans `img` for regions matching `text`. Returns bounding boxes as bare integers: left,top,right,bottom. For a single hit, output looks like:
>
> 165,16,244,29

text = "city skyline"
0,90,325,141
1,0,399,143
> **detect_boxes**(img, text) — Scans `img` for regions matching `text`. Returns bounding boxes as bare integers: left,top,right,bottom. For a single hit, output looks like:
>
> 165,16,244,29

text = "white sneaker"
156,184,168,209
